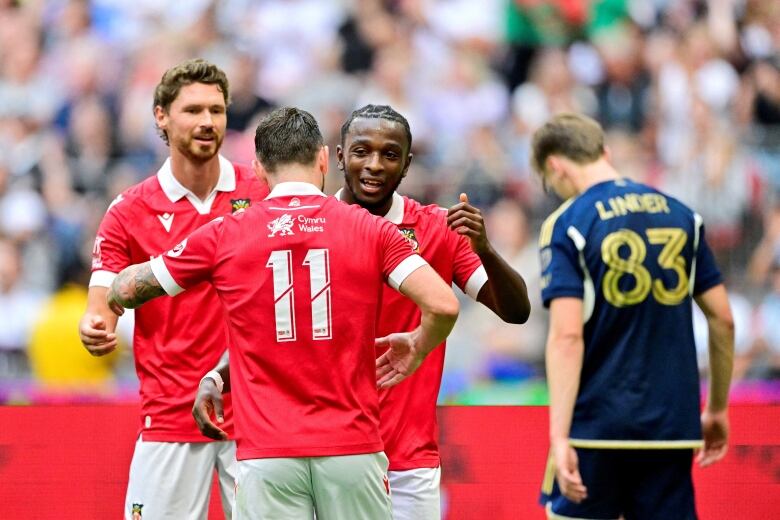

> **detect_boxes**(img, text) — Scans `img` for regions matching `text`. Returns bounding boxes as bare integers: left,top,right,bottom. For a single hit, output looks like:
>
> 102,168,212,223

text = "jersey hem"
388,254,428,290
568,438,703,449
542,289,585,308
89,270,118,287
139,431,233,443
387,456,441,471
464,265,488,300
236,441,384,460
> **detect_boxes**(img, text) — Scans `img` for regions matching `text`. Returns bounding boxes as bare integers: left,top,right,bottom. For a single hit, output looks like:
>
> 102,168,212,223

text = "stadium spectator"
753,256,780,379
29,250,120,393
0,237,43,380
107,106,460,519
78,59,269,519
534,113,734,518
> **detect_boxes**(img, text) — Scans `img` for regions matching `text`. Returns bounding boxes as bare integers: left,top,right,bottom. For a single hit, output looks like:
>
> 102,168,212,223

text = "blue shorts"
540,448,696,520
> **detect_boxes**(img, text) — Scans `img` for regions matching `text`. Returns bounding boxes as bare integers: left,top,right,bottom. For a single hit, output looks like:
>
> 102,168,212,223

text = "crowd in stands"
1,0,779,403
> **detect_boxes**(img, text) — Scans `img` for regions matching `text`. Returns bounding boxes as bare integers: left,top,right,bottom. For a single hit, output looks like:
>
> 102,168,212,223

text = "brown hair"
254,107,323,173
153,59,230,144
530,113,605,175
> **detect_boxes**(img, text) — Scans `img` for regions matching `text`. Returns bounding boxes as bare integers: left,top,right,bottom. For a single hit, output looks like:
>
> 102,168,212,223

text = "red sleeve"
451,231,483,290
444,212,487,300
376,217,427,290
150,217,223,296
90,195,132,286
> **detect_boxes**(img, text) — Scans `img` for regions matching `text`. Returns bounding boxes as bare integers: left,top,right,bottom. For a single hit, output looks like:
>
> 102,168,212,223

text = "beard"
174,132,223,163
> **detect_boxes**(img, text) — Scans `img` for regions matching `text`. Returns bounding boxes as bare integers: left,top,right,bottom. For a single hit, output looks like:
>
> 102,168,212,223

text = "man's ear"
251,159,268,182
154,105,168,135
401,152,414,179
318,145,330,176
546,156,557,176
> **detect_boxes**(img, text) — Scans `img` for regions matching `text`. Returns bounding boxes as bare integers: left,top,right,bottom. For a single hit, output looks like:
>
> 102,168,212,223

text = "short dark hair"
530,113,605,175
153,59,230,145
340,104,412,151
254,107,324,173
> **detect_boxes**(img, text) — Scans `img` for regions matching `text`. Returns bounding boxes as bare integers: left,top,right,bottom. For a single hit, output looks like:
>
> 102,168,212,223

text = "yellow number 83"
601,228,689,307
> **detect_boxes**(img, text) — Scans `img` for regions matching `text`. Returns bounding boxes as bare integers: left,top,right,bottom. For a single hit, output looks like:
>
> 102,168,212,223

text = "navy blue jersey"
540,179,722,448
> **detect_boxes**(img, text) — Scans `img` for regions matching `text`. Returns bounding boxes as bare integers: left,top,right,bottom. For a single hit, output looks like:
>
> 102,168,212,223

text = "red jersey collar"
334,189,406,225
266,182,327,199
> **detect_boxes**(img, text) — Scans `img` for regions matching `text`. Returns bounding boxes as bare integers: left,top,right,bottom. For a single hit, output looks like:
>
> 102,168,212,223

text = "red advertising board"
0,405,777,518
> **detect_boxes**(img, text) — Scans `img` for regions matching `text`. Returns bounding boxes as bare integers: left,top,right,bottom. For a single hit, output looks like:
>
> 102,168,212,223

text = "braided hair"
340,104,412,151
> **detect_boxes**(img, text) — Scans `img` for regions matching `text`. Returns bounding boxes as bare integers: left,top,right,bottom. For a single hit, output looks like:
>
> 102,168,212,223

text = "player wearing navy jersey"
533,114,734,519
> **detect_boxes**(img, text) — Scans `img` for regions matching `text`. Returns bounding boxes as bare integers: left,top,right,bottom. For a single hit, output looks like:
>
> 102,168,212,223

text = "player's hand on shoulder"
698,409,729,467
375,332,425,388
192,377,228,441
552,439,587,503
446,193,490,254
78,313,118,356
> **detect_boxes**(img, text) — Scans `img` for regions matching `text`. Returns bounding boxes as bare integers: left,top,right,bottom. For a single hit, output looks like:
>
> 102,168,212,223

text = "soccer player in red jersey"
77,59,269,519
193,104,531,519
104,106,460,519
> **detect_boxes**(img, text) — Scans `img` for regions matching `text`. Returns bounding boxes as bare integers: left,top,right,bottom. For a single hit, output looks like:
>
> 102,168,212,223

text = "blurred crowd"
1,0,780,403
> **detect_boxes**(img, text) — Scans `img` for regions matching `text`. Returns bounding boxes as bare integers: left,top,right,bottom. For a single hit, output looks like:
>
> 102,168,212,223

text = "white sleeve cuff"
89,270,118,288
387,255,429,291
464,265,488,300
150,256,184,296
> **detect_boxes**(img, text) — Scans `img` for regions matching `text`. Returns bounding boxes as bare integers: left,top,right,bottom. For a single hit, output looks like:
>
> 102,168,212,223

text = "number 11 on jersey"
266,249,332,342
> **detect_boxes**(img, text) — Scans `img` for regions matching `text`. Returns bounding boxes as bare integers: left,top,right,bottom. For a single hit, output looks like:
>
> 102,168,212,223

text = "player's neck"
268,166,324,192
169,151,222,201
575,159,621,193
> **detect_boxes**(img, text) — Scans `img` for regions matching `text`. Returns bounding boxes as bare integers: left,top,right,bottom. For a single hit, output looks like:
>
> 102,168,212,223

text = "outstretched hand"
447,193,490,254
192,377,228,441
375,332,425,389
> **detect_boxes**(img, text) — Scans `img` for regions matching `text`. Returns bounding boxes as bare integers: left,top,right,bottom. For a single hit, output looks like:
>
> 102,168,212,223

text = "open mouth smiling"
360,178,384,194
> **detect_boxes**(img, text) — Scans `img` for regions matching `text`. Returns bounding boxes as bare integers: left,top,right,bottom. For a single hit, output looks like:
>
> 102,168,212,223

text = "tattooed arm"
107,261,166,315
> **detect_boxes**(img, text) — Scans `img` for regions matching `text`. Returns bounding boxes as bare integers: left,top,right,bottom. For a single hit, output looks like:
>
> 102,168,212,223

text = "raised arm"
447,193,530,323
375,264,459,388
107,261,166,315
79,286,120,356
546,296,587,503
694,283,735,467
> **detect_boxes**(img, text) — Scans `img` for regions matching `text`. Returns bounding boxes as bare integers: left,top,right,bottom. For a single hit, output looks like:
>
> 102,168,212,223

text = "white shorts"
388,466,441,520
234,452,392,520
124,436,237,520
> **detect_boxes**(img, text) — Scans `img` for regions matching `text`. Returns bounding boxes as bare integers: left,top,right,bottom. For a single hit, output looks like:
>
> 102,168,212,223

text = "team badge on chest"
398,228,420,252
231,198,251,213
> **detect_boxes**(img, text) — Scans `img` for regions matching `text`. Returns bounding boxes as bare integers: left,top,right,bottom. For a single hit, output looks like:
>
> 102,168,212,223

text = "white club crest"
267,214,295,237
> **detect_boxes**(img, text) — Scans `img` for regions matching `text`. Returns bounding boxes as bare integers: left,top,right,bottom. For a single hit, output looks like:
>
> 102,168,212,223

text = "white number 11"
266,249,332,342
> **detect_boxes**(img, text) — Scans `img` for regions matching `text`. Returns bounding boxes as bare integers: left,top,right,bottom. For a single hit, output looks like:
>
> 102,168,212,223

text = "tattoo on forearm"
110,262,165,308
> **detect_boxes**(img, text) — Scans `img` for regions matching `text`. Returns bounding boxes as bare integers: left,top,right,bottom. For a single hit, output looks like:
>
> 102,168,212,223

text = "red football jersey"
90,156,269,442
151,182,427,460
369,193,487,471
